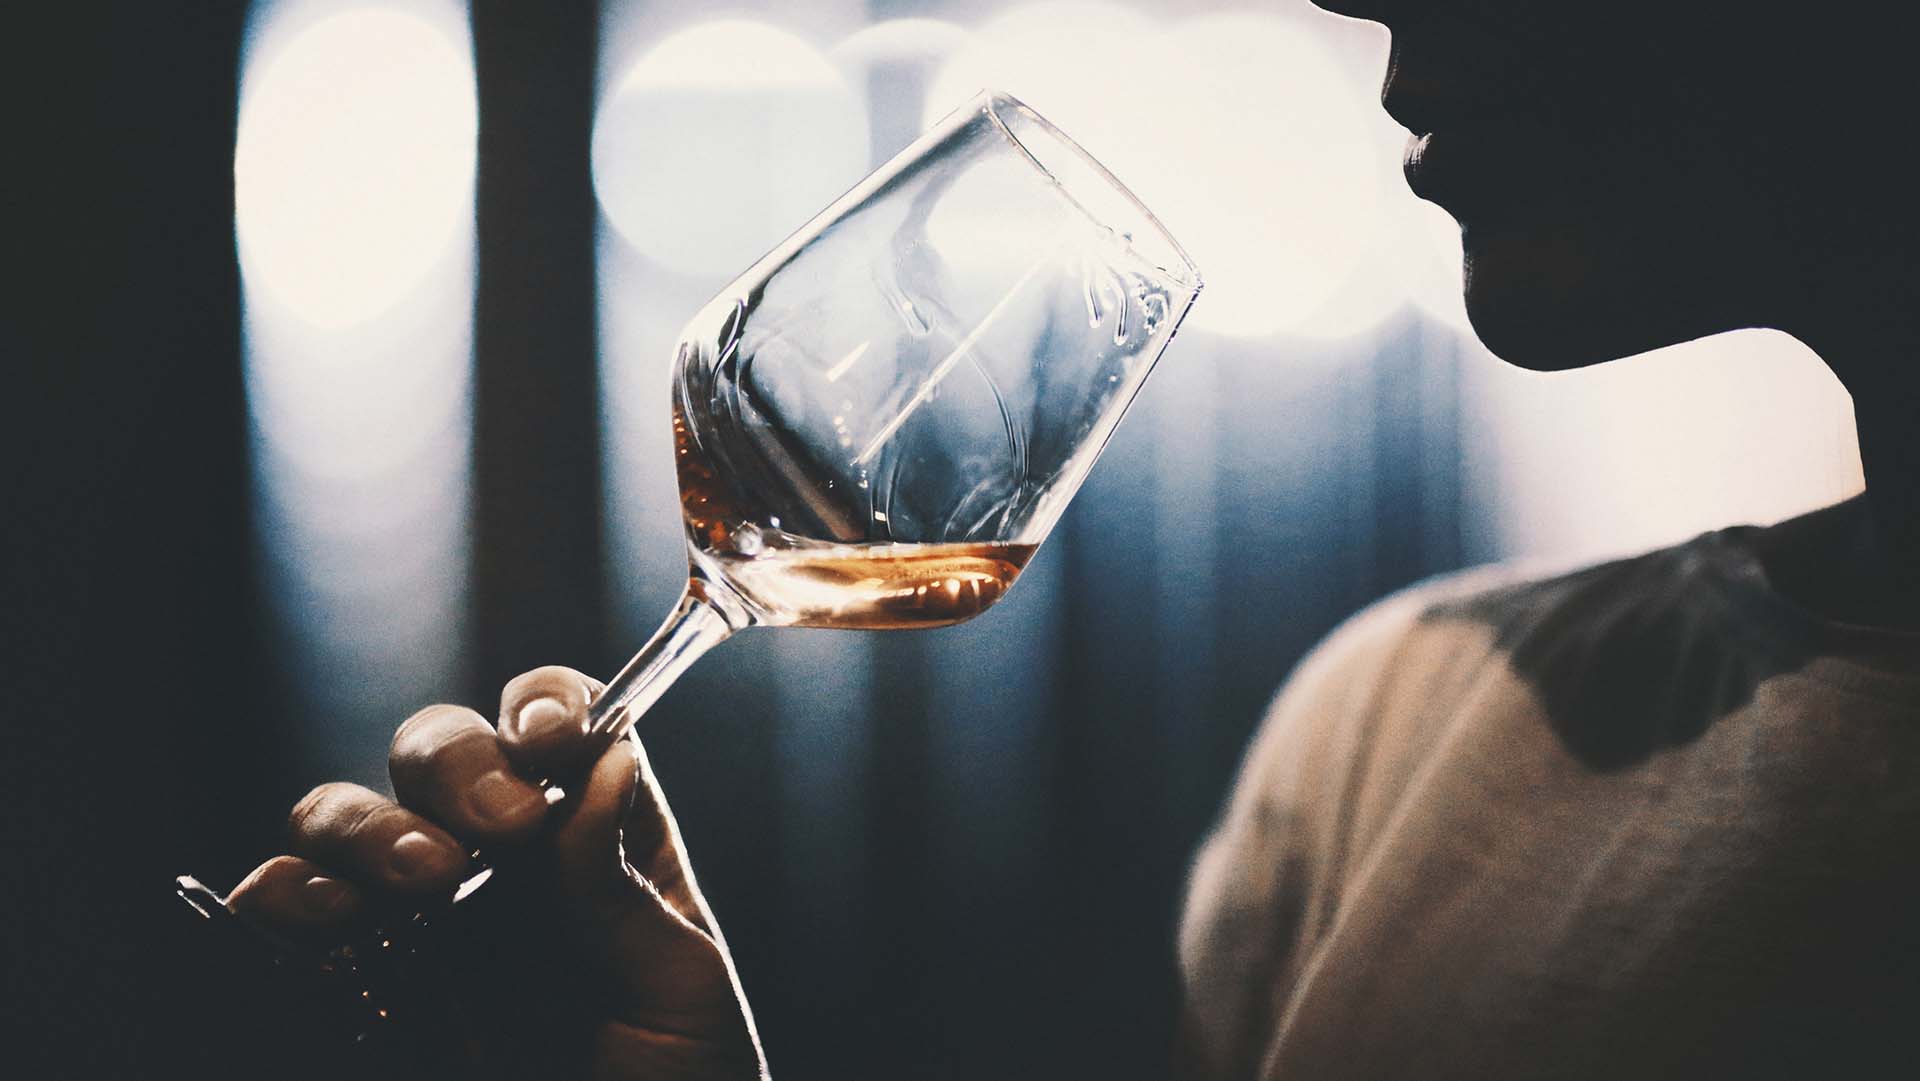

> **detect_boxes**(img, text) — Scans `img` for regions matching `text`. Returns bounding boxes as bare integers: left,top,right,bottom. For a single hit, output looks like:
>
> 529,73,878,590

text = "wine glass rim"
977,89,1203,292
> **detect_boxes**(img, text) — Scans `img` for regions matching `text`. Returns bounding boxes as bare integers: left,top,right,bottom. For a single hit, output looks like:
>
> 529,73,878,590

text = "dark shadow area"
468,0,610,699
6,2,279,1076
1422,530,1818,771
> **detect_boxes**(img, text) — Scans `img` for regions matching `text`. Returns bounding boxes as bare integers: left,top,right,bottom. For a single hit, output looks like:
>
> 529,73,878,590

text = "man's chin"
1462,290,1611,371
1458,223,1677,372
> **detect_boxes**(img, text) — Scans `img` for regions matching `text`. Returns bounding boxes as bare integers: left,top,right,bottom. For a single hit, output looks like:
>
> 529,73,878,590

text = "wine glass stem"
583,581,741,745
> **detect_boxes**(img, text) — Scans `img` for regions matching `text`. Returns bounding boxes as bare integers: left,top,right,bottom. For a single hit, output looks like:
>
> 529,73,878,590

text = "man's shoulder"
1238,560,1563,788
1306,529,1829,772
1267,533,1771,763
1297,553,1593,685
1316,532,1759,682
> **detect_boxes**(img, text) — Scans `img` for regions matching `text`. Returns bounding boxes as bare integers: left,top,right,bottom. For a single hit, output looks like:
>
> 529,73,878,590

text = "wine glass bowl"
669,90,1201,632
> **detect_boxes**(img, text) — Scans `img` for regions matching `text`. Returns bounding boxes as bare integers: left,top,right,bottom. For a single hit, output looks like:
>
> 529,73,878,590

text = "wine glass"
586,89,1201,750
176,89,1200,1036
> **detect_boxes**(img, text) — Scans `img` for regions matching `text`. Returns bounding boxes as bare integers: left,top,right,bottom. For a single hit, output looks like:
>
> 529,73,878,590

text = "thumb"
551,732,716,937
550,732,758,1050
548,733,642,908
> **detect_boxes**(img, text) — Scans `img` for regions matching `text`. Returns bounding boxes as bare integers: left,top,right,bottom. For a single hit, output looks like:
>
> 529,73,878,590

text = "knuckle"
337,794,394,840
391,704,486,768
288,782,354,838
229,854,284,892
228,855,307,914
288,782,388,847
260,853,309,878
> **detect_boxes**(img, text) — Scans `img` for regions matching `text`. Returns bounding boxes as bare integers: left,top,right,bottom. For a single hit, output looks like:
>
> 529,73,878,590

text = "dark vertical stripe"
1372,310,1462,589
864,629,938,1053
10,2,267,1074
469,0,606,695
1420,321,1467,571
1371,315,1417,587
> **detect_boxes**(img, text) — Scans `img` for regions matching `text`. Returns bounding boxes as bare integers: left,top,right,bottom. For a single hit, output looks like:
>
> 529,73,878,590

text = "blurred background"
7,0,1862,1077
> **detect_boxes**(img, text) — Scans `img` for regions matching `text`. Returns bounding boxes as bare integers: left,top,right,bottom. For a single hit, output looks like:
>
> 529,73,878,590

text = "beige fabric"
1179,530,1920,1080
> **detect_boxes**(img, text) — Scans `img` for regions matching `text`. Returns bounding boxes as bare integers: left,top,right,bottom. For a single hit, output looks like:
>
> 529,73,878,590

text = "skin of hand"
225,665,768,1081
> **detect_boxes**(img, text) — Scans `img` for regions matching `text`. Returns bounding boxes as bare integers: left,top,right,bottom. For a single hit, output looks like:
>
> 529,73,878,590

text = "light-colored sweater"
1179,529,1920,1080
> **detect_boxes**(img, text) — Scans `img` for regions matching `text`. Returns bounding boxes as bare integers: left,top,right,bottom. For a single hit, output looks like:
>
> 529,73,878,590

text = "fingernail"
301,875,353,917
511,696,574,741
389,830,459,879
468,769,541,824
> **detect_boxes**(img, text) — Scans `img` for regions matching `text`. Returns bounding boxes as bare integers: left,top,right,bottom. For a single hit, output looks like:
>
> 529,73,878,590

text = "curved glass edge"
979,90,1203,295
714,87,1204,318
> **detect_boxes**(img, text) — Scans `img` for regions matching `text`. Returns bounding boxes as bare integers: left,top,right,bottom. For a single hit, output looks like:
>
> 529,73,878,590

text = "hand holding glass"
174,92,1199,1046
178,92,1199,934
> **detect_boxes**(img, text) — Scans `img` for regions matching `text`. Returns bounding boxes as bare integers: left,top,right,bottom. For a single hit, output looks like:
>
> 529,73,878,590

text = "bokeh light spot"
234,8,477,329
929,6,1398,340
593,20,868,278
